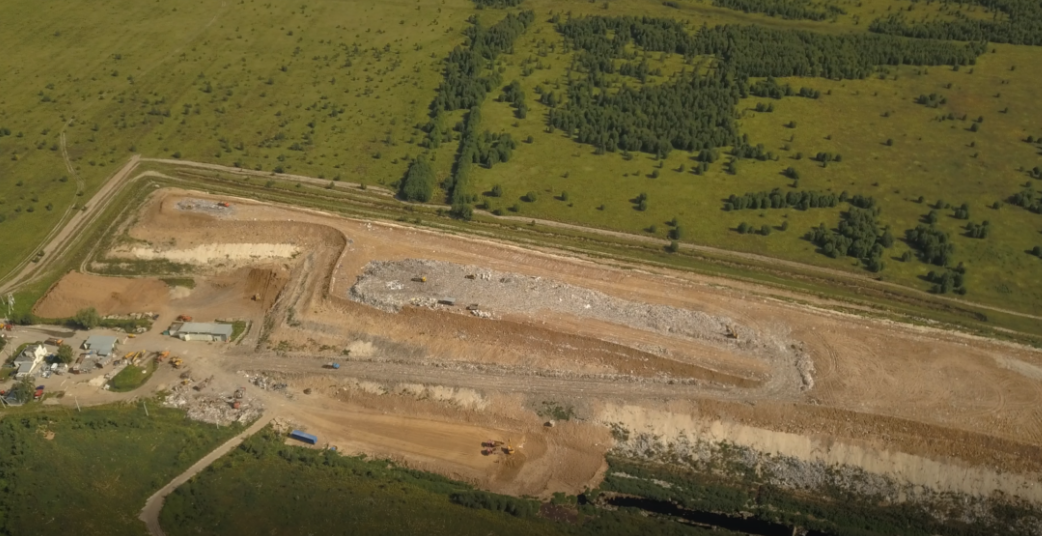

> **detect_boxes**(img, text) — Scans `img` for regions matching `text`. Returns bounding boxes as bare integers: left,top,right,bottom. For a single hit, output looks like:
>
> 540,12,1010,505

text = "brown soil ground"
33,272,172,318
30,187,1042,498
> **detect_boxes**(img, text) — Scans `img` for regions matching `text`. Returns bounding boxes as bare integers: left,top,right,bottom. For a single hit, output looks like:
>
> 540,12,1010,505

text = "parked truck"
323,362,340,370
289,430,318,445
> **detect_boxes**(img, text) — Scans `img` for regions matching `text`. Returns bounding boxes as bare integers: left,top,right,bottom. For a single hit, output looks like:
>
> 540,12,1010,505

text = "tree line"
412,11,535,212
869,0,1042,46
748,77,820,99
724,189,842,211
712,0,845,22
429,11,535,113
473,0,523,7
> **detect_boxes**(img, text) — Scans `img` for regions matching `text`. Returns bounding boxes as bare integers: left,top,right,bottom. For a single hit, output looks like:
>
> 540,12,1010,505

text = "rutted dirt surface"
25,187,1042,506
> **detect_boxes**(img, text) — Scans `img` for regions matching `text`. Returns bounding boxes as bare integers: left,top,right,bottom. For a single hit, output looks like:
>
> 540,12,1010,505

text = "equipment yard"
19,187,1042,512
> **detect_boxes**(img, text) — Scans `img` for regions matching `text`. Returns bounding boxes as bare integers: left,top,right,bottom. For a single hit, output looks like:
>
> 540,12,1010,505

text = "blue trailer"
289,430,318,445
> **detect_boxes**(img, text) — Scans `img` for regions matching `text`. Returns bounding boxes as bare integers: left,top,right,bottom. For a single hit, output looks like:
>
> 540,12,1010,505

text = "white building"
13,343,47,378
173,322,235,342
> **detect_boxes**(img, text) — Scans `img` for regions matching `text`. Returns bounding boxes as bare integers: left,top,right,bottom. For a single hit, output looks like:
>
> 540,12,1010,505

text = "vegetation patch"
108,359,158,392
160,277,196,289
0,403,242,536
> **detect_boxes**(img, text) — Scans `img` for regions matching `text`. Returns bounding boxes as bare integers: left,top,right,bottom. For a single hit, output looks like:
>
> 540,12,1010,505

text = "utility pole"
142,400,149,417
75,397,81,412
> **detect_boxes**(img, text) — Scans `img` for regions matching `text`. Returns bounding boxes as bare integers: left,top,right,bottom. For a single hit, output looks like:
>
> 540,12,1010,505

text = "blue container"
289,430,318,445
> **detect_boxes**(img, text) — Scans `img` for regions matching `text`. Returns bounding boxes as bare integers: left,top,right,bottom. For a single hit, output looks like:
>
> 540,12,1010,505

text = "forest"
869,0,1042,45
549,16,986,160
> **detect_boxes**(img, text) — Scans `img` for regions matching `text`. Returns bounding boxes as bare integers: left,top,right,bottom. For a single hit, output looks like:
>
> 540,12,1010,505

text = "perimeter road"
138,413,273,536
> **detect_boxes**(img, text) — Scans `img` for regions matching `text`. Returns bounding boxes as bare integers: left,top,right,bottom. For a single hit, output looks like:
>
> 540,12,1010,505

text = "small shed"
83,335,118,357
173,322,234,342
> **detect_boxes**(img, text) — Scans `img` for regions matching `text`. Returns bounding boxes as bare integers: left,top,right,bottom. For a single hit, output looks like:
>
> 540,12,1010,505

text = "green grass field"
108,358,157,392
3,0,1042,318
0,402,243,536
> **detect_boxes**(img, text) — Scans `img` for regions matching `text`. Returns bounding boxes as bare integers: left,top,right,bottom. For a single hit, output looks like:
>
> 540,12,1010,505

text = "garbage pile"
162,384,263,425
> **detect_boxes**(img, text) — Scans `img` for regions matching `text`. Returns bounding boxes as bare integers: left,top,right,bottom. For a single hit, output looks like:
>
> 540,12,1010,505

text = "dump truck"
45,338,63,346
177,314,193,322
218,202,230,208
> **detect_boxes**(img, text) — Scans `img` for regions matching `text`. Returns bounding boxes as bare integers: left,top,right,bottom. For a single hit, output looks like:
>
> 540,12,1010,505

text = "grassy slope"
0,403,243,536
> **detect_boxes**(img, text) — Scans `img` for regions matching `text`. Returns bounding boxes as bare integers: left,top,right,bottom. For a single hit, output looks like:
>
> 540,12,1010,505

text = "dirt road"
138,413,272,536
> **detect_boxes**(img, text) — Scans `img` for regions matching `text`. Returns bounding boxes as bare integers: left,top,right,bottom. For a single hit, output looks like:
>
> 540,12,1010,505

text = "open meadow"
2,0,1042,316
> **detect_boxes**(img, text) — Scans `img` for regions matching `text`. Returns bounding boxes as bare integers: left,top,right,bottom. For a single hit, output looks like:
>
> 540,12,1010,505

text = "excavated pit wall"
600,403,1042,534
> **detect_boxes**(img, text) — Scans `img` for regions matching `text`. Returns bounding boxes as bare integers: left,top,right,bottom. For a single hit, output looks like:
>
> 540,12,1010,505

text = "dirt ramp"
33,272,170,318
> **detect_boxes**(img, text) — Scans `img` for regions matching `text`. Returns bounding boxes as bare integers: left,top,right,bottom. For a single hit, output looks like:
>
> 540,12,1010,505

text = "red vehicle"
33,386,44,400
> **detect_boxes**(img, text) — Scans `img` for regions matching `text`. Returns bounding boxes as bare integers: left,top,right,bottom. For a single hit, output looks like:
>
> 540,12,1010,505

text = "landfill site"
21,188,1042,510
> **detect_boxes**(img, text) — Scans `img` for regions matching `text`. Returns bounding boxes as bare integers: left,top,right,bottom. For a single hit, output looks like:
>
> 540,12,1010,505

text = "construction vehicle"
502,445,515,455
726,325,739,340
177,314,193,322
158,351,169,362
171,357,185,369
481,448,494,456
465,274,476,280
45,338,64,346
179,371,192,379
411,276,427,283
218,201,230,208
323,362,340,370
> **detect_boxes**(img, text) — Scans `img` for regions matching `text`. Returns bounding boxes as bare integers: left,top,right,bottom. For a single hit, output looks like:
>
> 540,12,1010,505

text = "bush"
449,491,537,518
74,307,100,330
400,156,435,202
523,191,537,202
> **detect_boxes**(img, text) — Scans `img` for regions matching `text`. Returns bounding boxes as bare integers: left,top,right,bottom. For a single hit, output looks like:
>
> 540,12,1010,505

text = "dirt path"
138,413,272,536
